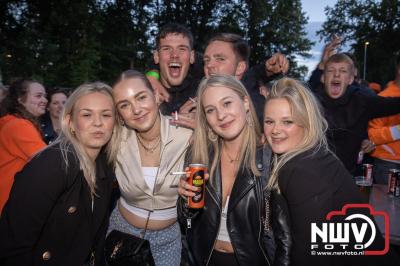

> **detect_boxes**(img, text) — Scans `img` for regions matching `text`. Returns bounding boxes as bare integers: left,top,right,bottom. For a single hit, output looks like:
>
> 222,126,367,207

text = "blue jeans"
372,157,400,184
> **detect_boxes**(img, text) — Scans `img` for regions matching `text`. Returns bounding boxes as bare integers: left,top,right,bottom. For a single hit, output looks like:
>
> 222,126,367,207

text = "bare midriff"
214,240,234,253
118,202,176,230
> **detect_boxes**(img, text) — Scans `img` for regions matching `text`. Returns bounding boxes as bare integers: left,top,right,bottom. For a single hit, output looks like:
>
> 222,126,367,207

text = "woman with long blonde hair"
263,77,394,265
178,74,290,266
0,82,120,265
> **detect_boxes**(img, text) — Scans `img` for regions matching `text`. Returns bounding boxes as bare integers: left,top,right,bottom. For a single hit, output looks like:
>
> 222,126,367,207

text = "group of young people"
0,23,399,266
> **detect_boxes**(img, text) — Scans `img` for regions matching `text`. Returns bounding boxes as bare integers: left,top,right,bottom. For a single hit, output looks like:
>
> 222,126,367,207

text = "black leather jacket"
177,147,291,266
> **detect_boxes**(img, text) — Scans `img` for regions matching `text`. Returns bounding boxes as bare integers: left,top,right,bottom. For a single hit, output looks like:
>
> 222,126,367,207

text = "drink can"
387,169,399,194
394,176,400,197
188,164,207,209
362,164,373,182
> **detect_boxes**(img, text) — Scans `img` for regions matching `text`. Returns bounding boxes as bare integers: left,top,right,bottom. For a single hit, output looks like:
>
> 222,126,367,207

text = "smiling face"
68,92,115,160
202,85,249,141
48,92,67,120
264,98,305,154
203,40,246,79
323,61,354,99
113,78,159,133
153,33,195,88
19,82,48,117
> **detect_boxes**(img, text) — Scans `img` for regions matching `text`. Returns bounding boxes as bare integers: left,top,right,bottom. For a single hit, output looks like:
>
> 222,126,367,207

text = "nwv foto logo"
310,204,389,255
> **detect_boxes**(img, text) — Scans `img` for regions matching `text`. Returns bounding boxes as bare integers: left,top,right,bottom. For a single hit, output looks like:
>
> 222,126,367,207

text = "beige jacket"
115,114,192,210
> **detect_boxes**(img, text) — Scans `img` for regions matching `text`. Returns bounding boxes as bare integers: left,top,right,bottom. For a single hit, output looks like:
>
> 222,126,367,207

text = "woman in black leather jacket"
177,75,291,266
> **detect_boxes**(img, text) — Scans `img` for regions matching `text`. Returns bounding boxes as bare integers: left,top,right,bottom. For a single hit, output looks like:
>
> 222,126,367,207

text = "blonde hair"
266,77,328,190
53,82,121,195
191,74,261,178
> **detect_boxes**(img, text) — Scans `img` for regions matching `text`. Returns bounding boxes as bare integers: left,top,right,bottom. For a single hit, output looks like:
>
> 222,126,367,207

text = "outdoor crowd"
0,23,399,266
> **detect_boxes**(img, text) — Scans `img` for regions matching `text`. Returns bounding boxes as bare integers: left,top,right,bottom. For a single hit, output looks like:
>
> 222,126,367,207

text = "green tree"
318,0,400,85
246,0,313,78
1,0,314,85
96,0,152,84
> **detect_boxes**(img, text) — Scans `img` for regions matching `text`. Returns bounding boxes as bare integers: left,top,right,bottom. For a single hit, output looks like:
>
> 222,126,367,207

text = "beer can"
387,169,399,194
363,164,373,182
188,164,207,209
394,176,400,197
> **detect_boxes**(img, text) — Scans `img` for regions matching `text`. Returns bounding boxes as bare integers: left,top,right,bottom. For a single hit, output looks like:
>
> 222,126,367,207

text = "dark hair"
47,87,69,103
114,70,154,92
155,23,194,50
0,78,43,130
207,33,250,64
397,54,400,67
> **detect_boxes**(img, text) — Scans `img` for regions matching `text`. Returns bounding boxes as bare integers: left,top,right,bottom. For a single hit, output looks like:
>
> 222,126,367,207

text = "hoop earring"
208,129,218,142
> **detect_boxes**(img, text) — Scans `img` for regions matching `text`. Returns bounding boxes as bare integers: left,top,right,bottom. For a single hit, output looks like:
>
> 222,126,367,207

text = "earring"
70,128,75,136
208,129,218,142
119,119,125,127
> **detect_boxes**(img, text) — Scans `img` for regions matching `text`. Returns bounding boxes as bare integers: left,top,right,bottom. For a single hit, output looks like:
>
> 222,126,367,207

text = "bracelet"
146,71,160,80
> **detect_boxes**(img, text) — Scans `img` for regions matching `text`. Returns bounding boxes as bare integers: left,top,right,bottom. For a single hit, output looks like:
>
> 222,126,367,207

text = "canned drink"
394,176,400,197
362,164,373,182
188,164,207,209
387,169,399,194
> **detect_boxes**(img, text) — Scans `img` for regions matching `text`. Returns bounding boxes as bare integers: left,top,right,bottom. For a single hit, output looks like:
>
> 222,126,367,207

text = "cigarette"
175,111,178,120
189,97,196,103
171,171,187,175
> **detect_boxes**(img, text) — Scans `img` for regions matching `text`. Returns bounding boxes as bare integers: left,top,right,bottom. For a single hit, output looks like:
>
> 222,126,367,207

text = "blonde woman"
0,82,120,265
109,70,192,266
178,75,290,266
263,78,394,266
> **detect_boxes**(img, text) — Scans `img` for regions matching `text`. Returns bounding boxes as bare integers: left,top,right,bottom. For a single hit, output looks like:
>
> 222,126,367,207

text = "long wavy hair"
53,82,121,195
266,78,329,190
0,79,44,132
191,74,261,178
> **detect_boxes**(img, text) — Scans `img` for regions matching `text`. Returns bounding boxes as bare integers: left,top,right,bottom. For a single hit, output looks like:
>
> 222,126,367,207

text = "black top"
0,143,114,266
278,148,398,265
159,73,201,115
40,114,58,144
178,147,291,266
308,69,400,174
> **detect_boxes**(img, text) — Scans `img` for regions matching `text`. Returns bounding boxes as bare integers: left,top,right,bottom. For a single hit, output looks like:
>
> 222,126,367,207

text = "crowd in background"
0,23,399,266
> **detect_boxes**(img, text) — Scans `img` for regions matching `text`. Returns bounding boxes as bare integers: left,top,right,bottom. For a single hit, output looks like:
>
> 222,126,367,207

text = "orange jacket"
368,81,400,161
0,115,46,212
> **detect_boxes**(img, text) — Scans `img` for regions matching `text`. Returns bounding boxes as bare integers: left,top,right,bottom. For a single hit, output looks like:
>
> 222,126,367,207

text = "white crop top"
217,196,231,242
120,167,177,220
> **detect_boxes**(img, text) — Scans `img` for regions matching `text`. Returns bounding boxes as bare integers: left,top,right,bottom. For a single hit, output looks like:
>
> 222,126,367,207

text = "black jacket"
177,147,291,266
40,114,58,144
309,69,400,174
278,148,398,266
0,143,114,266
